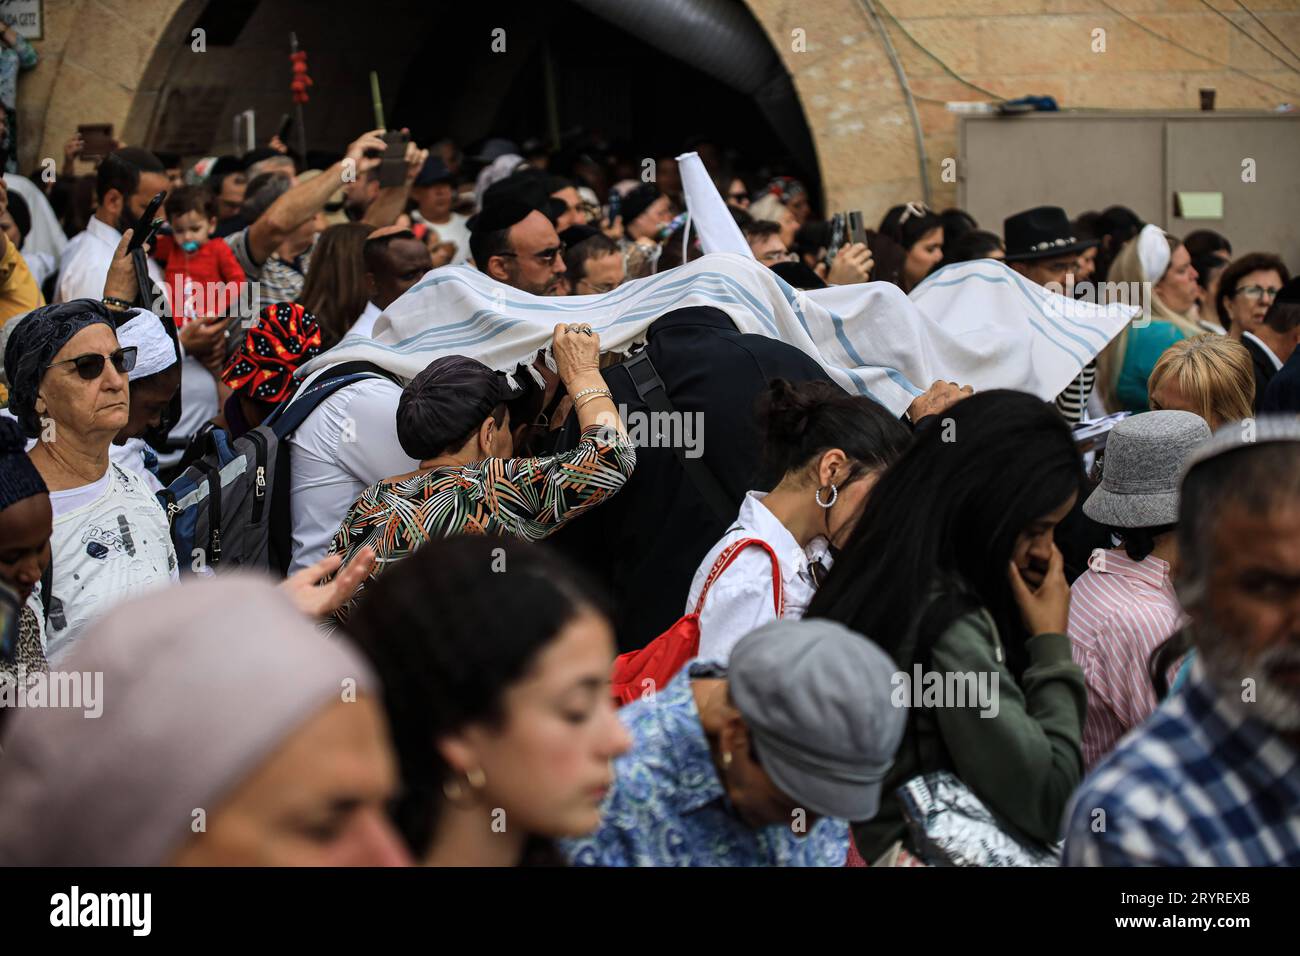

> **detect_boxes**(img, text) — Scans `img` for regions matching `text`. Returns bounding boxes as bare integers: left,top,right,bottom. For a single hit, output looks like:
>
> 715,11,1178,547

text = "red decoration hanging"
290,50,313,104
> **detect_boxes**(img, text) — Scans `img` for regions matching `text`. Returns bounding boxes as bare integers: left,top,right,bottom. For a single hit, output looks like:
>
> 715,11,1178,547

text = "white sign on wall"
0,0,42,41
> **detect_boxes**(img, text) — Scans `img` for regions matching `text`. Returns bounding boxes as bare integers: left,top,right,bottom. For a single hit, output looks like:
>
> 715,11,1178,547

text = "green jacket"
853,606,1086,862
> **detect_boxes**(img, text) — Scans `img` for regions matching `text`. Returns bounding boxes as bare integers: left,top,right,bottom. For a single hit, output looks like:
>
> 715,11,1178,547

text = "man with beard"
1064,418,1300,865
55,148,170,304
468,200,566,296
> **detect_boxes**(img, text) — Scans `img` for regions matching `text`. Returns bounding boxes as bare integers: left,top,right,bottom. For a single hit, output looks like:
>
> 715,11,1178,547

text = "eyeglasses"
1235,285,1281,302
45,346,137,380
498,243,566,267
758,249,797,265
728,191,749,203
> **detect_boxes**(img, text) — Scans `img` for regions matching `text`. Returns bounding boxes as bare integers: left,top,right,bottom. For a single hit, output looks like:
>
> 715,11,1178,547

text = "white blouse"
684,491,832,666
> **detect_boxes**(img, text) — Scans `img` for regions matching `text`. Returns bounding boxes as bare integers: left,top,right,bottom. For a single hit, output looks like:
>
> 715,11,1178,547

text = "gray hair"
1177,441,1300,609
239,171,292,223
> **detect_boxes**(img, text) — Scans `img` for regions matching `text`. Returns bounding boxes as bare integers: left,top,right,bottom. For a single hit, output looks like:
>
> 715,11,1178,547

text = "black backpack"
157,362,400,576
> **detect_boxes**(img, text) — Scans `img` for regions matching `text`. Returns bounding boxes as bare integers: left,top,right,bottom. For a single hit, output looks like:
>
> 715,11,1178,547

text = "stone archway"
22,0,925,218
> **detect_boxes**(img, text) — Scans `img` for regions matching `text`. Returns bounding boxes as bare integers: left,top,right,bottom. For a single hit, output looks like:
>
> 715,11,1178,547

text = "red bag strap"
693,537,784,618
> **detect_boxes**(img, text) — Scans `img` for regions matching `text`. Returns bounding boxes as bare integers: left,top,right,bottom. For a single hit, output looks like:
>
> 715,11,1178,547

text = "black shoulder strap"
39,558,52,623
618,350,735,521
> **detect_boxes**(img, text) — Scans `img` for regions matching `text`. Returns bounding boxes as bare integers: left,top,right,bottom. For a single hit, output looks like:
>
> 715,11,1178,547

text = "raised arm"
244,129,387,264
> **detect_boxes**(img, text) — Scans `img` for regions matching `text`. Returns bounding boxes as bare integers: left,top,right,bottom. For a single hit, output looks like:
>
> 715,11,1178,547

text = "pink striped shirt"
1068,548,1184,770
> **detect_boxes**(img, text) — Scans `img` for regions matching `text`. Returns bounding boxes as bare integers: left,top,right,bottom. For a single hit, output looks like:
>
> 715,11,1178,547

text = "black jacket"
1241,335,1279,411
1261,346,1300,413
546,306,837,652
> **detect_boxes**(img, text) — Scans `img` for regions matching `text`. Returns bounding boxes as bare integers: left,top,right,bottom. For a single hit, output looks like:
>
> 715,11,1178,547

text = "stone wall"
17,0,1300,223
750,0,1300,220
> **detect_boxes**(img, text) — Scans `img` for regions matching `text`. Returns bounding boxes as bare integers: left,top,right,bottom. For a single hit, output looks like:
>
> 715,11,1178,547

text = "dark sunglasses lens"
72,355,107,379
113,347,138,374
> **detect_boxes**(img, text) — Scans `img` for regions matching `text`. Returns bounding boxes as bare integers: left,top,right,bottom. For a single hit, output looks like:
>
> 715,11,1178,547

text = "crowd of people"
0,120,1297,868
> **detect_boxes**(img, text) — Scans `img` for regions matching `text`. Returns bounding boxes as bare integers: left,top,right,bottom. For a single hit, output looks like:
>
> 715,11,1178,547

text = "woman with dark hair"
296,221,376,348
343,535,631,866
687,379,910,664
1214,252,1291,403
1091,205,1142,285
939,207,977,260
1184,229,1232,327
877,202,943,292
941,229,1005,265
806,390,1087,863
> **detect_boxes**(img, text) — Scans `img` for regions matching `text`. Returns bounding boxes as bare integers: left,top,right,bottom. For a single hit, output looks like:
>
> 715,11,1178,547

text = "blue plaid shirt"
561,665,849,867
1063,660,1300,866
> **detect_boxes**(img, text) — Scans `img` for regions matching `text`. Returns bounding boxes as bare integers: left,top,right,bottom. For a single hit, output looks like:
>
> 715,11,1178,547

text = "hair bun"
762,378,815,439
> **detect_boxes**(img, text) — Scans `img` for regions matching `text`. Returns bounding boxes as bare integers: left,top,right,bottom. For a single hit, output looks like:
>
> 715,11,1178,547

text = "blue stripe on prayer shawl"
397,270,787,345
917,261,1115,343
769,273,918,402
915,263,1121,361
914,270,1092,366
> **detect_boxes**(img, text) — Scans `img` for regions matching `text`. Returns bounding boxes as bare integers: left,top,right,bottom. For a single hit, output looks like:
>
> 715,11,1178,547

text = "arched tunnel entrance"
125,0,821,205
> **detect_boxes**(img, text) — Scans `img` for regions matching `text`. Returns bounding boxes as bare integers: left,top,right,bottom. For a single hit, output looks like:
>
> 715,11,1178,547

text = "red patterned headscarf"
222,303,323,405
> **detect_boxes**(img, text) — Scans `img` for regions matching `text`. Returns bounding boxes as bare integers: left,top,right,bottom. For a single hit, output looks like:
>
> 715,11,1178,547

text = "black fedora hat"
1003,206,1099,262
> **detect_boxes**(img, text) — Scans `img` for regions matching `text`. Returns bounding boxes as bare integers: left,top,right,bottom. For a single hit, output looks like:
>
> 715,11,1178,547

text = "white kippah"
116,309,179,380
1136,223,1172,284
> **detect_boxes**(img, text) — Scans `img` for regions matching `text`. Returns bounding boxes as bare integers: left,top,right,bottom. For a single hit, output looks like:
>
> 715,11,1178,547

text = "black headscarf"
3,300,116,438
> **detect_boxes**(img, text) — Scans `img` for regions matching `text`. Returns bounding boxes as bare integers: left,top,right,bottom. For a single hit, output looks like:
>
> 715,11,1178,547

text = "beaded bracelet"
572,387,612,403
103,296,134,312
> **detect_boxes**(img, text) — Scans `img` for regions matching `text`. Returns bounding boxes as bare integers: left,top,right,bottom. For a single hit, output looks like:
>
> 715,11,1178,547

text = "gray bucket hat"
1084,410,1211,528
728,618,906,822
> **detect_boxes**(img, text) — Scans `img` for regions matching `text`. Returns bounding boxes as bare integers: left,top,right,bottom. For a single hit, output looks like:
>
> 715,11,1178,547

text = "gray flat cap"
1183,415,1300,476
1084,410,1210,528
728,618,906,822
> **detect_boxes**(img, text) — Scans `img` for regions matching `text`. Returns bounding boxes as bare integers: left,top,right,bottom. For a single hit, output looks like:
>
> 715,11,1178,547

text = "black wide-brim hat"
1003,205,1100,262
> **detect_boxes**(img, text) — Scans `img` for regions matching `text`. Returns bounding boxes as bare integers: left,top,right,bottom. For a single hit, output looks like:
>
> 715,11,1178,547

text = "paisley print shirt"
329,425,635,621
561,665,849,867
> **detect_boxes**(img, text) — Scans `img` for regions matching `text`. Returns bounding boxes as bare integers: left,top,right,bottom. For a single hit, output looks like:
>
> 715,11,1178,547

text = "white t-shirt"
287,373,416,573
418,212,471,265
685,491,832,666
109,438,165,495
40,463,179,662
54,217,217,463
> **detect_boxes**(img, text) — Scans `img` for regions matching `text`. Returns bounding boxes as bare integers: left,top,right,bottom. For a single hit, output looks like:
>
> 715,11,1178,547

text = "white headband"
116,310,179,380
1136,223,1172,284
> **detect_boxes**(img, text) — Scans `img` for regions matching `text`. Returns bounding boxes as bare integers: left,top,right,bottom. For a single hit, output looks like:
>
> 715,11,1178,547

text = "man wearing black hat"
1004,205,1102,424
410,156,469,265
468,200,567,296
1004,205,1097,291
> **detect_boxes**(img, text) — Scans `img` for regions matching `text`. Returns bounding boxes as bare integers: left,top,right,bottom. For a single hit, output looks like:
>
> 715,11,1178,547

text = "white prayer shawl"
297,251,1137,418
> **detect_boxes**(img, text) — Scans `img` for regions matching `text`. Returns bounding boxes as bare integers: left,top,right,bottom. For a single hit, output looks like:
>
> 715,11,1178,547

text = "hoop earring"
815,483,838,509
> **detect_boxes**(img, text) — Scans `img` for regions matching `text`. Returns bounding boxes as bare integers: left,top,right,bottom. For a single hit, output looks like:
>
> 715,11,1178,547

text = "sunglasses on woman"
45,346,138,380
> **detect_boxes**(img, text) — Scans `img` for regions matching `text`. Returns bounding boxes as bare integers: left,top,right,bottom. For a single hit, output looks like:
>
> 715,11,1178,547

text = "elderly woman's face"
38,325,130,442
171,697,410,866
440,608,631,842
